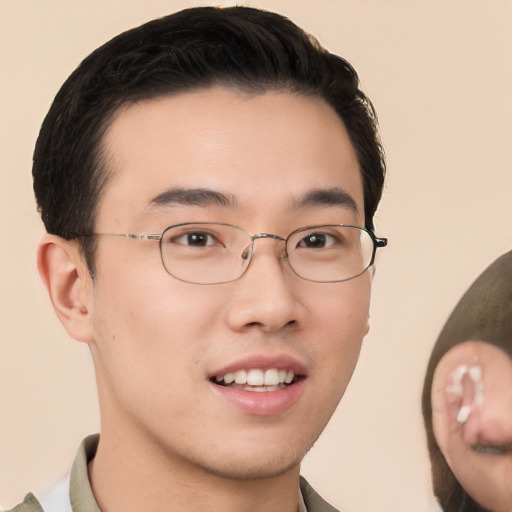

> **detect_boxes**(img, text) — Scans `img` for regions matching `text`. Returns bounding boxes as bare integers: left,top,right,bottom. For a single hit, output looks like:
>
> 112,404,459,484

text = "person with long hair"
423,251,512,512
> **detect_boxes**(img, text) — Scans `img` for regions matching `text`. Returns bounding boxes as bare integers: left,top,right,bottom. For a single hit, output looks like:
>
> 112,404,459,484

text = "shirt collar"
69,434,101,512
298,487,308,512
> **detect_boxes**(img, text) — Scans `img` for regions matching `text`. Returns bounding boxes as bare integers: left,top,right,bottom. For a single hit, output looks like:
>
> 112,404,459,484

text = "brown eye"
172,231,217,247
297,232,336,249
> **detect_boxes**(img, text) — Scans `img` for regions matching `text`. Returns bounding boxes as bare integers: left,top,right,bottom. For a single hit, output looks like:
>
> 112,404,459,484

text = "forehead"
98,87,363,229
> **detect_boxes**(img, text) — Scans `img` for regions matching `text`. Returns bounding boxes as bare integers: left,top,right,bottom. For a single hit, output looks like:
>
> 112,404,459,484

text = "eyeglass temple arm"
87,233,163,241
123,233,162,240
374,237,387,248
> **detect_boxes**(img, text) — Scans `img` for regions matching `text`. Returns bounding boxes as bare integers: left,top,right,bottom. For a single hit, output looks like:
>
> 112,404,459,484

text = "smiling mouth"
210,368,300,392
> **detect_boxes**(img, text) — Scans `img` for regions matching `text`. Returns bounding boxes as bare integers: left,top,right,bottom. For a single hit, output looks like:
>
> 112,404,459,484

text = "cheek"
90,267,225,384
306,275,371,379
309,274,371,339
89,279,230,428
298,279,370,434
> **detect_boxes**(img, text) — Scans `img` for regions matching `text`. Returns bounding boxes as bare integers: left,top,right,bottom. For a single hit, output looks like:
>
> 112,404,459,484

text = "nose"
225,238,302,333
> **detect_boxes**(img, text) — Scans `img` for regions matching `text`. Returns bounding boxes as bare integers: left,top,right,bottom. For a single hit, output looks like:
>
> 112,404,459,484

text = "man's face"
86,87,372,479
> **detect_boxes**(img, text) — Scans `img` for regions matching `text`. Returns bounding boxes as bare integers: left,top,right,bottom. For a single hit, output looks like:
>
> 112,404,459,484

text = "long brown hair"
422,251,512,511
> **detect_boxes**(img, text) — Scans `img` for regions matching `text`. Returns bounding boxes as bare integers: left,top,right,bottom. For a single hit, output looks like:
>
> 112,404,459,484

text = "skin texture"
37,87,373,512
433,341,512,512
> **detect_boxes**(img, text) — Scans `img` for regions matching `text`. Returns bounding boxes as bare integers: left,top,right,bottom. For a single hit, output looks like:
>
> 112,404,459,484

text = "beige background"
1,1,511,510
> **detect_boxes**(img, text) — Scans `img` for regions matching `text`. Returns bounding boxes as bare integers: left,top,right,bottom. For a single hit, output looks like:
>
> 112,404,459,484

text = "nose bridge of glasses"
241,233,287,262
251,233,286,243
253,233,287,254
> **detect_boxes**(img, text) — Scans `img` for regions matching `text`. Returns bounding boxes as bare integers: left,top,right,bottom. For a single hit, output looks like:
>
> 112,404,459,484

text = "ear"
37,234,95,343
363,311,371,337
364,268,375,336
431,341,512,512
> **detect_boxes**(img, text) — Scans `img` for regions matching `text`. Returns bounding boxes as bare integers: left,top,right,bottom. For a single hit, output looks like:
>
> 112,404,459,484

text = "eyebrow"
146,186,358,214
147,187,239,210
293,187,359,213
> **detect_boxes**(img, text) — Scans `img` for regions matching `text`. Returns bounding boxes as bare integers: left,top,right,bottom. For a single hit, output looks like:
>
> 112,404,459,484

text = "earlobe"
37,234,95,343
363,314,370,336
365,274,373,336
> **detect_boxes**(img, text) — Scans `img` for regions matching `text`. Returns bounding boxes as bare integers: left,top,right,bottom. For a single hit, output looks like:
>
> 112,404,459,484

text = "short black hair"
33,6,386,274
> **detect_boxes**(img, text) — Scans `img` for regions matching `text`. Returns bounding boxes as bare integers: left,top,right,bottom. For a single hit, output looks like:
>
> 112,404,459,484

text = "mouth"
210,368,301,392
207,356,308,415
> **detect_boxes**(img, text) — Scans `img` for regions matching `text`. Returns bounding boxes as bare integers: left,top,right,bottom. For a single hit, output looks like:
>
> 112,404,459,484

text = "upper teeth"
215,368,295,386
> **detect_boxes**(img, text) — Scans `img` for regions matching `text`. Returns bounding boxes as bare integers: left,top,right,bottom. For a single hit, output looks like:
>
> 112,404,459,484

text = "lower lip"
208,379,306,416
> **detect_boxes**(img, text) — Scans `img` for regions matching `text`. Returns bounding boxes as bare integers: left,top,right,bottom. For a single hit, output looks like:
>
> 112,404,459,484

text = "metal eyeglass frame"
81,222,388,284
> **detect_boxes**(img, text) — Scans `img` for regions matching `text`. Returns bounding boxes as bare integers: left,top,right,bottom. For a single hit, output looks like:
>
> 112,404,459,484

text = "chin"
194,451,304,481
190,426,325,481
208,421,332,482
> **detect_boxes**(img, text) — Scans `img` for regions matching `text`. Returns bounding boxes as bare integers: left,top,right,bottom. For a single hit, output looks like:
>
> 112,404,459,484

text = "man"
6,6,386,512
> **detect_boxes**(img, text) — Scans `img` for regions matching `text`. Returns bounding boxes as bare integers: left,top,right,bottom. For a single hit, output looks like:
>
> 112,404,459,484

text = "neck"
88,426,301,512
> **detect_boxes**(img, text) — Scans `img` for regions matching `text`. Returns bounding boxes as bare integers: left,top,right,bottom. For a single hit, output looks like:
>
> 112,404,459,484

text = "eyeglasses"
85,222,387,285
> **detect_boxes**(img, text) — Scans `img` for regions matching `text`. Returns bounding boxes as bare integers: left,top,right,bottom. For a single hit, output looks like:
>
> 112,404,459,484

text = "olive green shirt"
4,435,339,512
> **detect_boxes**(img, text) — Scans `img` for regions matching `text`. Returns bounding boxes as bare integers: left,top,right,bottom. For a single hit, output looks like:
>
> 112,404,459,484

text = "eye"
172,231,219,247
297,232,337,249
